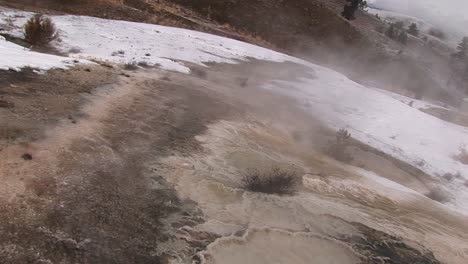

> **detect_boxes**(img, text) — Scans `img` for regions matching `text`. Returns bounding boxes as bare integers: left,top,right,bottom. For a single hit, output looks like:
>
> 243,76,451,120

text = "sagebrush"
124,61,139,70
24,14,57,45
455,147,468,165
425,188,450,203
242,167,301,195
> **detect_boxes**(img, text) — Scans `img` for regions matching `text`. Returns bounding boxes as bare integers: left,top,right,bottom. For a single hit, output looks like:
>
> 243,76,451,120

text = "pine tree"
398,31,408,45
386,24,395,39
394,21,405,30
453,37,468,59
342,0,363,20
358,1,367,10
408,23,419,37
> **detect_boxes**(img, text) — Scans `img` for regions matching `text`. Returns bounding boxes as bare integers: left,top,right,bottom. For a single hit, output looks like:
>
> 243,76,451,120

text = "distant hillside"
0,0,463,105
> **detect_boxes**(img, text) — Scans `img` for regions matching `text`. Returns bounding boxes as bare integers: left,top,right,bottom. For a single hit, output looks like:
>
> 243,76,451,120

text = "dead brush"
124,61,139,71
242,167,301,195
23,14,58,45
324,128,354,163
425,188,451,203
190,67,208,78
455,147,468,165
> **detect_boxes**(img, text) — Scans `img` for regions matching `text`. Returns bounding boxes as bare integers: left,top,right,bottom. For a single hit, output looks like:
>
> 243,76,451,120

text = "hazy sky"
369,0,468,38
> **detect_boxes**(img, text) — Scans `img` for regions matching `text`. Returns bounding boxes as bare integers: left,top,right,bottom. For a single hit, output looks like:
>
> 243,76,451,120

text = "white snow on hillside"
264,70,468,179
263,71,468,211
0,36,84,71
55,16,300,73
0,7,299,73
375,88,451,111
1,8,468,213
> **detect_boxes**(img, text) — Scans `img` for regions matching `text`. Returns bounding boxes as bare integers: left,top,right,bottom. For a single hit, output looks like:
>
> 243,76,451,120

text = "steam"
369,0,468,41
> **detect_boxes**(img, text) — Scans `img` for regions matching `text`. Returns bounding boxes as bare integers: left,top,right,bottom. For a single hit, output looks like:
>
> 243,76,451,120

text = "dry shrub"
124,61,139,71
455,147,468,165
68,47,82,54
24,14,58,45
112,50,126,56
425,188,451,203
242,167,301,195
137,61,149,68
441,172,461,182
190,67,208,78
325,128,353,163
428,28,445,40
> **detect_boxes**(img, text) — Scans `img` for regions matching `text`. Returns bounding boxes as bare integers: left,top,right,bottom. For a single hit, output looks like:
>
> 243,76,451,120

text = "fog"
369,0,468,40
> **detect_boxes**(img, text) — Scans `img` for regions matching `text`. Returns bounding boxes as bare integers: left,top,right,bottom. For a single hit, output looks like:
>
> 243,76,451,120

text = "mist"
369,0,468,40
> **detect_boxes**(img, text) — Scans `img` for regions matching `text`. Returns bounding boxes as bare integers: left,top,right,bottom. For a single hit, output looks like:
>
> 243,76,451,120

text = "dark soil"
169,0,366,52
0,64,239,263
0,65,116,148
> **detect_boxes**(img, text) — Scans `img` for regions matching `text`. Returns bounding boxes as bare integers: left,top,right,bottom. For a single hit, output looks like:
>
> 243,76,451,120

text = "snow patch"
0,36,87,71
0,7,300,73
51,15,300,73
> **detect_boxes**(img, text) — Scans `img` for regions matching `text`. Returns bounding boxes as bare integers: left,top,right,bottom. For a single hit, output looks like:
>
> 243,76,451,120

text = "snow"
0,36,87,71
264,69,468,179
0,9,89,71
374,88,450,111
0,8,299,73
1,7,468,212
357,168,421,195
53,16,300,73
262,68,468,211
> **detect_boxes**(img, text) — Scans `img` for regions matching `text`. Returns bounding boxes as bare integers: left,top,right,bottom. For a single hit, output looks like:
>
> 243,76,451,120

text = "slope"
0,7,467,264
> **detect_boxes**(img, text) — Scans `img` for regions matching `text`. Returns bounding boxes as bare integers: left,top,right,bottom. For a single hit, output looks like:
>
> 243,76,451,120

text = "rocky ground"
1,60,467,263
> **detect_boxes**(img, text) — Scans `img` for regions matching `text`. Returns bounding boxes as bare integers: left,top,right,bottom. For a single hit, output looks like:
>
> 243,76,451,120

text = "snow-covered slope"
0,36,85,71
264,72,468,211
0,8,299,73
264,69,468,178
54,16,300,73
1,8,468,213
